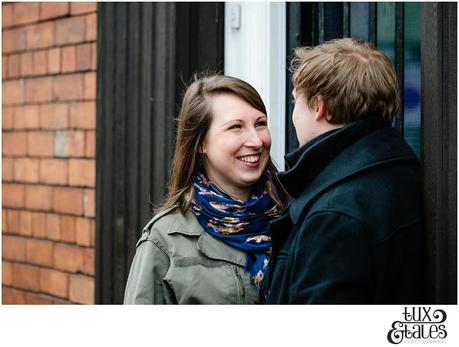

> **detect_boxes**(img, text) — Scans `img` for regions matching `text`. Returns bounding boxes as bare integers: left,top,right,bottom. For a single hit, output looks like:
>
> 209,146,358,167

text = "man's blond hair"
291,38,400,124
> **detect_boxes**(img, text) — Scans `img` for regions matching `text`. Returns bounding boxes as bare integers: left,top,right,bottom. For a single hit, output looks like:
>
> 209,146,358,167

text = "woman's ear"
199,142,206,154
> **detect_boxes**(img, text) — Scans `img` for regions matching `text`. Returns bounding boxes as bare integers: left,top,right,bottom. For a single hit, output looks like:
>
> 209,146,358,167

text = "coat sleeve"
123,233,172,304
289,210,372,304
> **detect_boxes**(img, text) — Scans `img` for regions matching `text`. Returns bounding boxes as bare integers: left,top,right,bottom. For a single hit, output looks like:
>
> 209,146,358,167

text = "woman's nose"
244,128,263,148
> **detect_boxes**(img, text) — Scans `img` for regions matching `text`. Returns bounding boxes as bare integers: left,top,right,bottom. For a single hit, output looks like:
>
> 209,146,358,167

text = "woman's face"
201,93,271,201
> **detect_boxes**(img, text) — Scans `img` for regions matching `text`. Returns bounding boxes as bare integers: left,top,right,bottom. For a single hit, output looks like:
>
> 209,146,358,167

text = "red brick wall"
2,2,97,304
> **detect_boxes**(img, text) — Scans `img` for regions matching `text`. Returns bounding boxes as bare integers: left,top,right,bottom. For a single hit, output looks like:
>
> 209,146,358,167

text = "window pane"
323,3,344,40
350,3,370,41
404,3,421,157
376,2,396,62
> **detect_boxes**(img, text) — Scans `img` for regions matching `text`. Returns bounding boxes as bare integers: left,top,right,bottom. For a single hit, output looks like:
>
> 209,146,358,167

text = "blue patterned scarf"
191,174,280,292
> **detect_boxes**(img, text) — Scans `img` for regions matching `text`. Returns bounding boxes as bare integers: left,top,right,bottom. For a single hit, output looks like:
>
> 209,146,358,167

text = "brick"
68,159,95,187
39,103,69,129
53,187,84,215
2,55,7,79
2,287,27,304
39,158,68,185
33,50,48,75
54,130,85,157
69,101,96,129
20,52,34,76
5,209,20,234
24,292,55,305
2,4,14,28
3,209,7,232
25,185,53,211
40,2,69,20
85,130,95,157
53,74,84,101
2,27,27,54
75,218,91,247
61,46,76,73
40,268,68,298
59,215,76,243
84,72,96,100
91,43,97,70
2,235,26,261
85,13,97,41
14,158,40,183
7,54,20,78
18,210,33,236
55,16,86,45
13,105,40,129
2,261,13,286
83,189,95,217
27,131,54,157
3,79,25,105
25,77,53,103
54,243,84,272
82,248,95,275
90,219,95,247
26,238,54,267
3,131,27,156
13,2,40,26
48,47,61,74
11,263,41,291
2,184,25,208
69,275,94,304
75,43,92,71
26,22,55,50
71,2,97,15
46,214,60,241
2,106,14,129
31,212,47,239
3,158,14,181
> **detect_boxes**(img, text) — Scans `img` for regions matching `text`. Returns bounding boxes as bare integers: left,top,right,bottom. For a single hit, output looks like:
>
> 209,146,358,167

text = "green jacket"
124,208,261,304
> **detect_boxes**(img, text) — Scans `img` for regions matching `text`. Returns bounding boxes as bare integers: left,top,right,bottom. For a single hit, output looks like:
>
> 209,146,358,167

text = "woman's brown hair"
156,74,288,213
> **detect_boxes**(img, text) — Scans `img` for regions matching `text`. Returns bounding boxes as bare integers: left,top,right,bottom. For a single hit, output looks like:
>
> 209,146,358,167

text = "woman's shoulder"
141,208,203,242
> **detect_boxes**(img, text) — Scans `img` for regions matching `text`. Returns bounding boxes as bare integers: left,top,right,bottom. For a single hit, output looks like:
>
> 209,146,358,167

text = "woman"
124,75,288,304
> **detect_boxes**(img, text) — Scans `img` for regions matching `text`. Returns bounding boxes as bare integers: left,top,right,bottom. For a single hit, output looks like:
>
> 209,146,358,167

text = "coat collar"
165,209,247,267
280,117,419,224
280,116,390,198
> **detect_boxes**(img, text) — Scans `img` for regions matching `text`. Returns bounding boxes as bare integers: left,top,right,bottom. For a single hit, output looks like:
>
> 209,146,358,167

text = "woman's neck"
207,175,251,202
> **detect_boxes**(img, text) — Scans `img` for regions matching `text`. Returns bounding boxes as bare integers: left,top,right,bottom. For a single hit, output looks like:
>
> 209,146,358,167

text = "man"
266,38,423,304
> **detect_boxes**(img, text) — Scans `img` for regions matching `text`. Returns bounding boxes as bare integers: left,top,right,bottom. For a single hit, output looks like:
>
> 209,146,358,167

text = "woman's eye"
228,124,241,130
256,121,267,127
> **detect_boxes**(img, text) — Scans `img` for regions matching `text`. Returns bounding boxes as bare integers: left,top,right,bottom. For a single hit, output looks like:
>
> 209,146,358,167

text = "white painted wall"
224,2,286,169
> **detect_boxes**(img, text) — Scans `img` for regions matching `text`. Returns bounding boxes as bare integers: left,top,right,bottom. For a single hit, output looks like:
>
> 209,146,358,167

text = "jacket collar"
280,117,419,224
280,116,390,198
166,209,247,267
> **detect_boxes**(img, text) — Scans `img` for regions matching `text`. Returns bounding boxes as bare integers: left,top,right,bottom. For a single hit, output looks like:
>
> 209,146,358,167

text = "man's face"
292,89,318,146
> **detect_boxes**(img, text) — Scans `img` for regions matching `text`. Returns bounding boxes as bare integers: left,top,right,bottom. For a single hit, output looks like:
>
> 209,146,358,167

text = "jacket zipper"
233,266,245,303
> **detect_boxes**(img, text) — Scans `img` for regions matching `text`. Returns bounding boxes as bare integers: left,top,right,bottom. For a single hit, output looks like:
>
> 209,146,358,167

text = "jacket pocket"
233,265,245,304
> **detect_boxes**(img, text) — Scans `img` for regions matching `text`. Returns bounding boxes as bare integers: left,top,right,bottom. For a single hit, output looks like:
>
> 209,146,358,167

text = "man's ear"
313,95,329,122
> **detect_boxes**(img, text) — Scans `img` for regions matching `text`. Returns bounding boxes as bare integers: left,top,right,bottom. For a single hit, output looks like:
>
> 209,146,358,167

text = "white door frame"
224,2,286,169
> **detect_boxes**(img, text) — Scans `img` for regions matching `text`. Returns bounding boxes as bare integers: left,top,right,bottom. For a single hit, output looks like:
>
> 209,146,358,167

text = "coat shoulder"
137,208,203,249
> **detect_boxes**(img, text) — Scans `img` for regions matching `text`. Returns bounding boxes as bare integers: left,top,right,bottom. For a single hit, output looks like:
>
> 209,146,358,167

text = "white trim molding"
224,2,286,169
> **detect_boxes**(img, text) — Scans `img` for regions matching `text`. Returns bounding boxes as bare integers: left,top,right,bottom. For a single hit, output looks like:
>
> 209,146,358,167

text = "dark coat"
266,117,424,304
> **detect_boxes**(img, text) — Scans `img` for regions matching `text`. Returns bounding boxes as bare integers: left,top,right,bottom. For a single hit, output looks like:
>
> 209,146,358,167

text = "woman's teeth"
238,155,260,163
